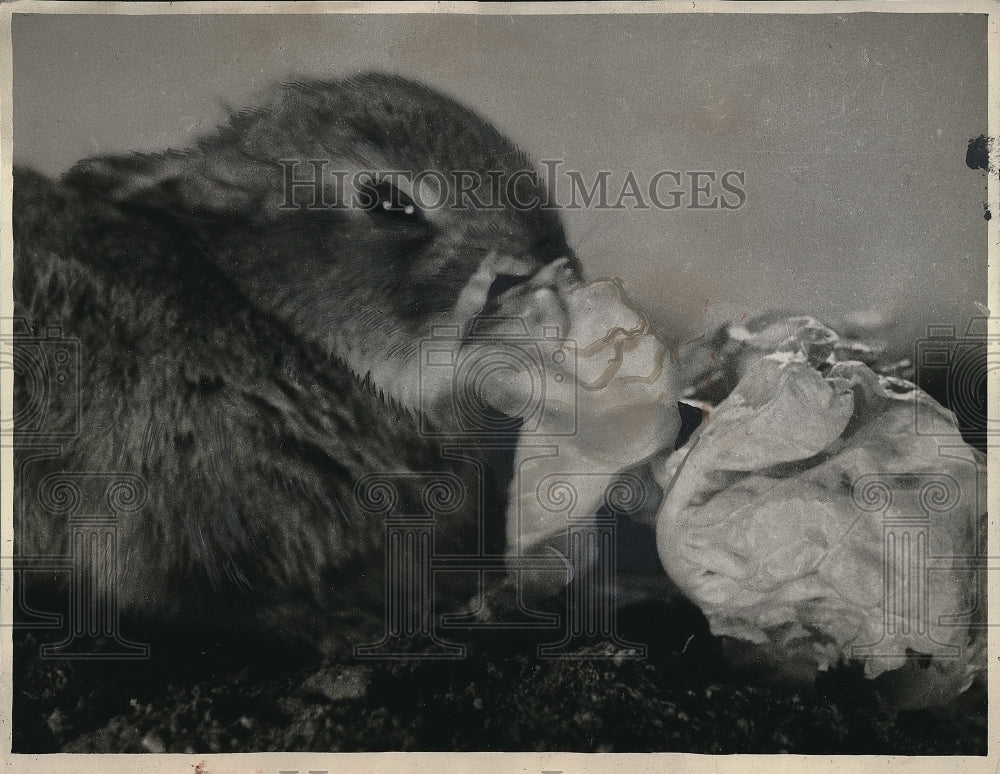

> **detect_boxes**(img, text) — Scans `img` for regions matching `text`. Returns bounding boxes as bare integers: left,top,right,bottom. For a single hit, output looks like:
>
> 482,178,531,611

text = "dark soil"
11,598,986,754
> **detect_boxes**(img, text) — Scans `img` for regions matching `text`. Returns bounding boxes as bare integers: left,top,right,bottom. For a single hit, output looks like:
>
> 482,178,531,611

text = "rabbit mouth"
484,272,534,308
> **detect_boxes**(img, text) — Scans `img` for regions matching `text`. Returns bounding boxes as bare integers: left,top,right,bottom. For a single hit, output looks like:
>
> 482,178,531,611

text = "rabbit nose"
528,256,575,289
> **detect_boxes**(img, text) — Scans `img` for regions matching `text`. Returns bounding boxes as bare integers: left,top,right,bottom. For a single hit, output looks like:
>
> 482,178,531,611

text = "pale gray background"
12,12,988,352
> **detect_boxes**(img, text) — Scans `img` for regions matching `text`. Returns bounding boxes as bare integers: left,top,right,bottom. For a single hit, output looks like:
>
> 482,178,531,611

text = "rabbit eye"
359,178,424,225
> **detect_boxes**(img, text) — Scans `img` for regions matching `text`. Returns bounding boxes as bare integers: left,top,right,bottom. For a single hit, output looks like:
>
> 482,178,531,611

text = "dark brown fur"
13,74,580,654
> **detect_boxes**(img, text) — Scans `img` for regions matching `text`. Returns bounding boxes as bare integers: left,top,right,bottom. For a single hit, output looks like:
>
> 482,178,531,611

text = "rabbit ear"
63,144,281,224
59,79,397,224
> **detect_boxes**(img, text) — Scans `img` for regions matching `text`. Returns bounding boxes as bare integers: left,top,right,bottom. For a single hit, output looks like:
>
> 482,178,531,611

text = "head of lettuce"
653,317,986,708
